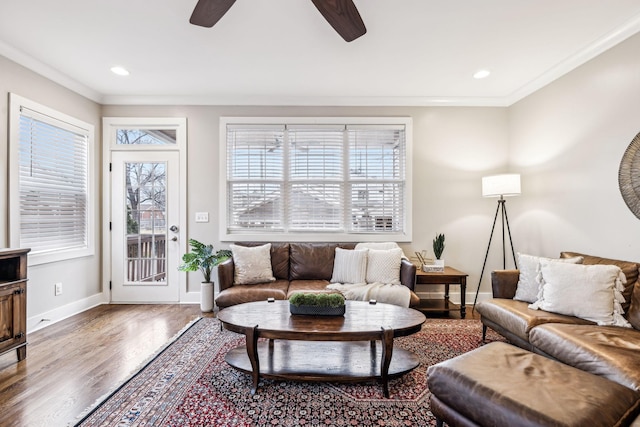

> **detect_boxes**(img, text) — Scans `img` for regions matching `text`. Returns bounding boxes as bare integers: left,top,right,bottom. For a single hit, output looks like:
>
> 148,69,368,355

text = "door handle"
171,237,178,241
169,225,178,232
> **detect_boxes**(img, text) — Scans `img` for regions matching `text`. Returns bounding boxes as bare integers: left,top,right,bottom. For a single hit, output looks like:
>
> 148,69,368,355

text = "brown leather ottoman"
426,342,640,427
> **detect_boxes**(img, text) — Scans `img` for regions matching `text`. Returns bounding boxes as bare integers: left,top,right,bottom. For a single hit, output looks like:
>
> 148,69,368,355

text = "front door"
110,151,181,302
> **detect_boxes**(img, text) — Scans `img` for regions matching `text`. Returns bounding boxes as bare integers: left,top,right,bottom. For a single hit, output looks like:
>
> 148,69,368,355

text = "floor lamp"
473,174,521,310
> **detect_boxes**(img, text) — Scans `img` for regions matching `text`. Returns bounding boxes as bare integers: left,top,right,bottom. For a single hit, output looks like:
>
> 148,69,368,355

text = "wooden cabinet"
0,248,30,361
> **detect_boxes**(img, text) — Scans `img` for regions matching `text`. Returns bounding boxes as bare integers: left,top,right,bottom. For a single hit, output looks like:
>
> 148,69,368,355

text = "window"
221,117,412,242
116,128,177,145
9,94,94,264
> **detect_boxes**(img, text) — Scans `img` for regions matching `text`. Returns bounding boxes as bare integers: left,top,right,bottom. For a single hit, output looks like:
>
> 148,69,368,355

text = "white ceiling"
2,0,640,106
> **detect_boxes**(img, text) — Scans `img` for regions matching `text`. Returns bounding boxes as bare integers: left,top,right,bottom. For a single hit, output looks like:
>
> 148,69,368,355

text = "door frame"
102,117,191,303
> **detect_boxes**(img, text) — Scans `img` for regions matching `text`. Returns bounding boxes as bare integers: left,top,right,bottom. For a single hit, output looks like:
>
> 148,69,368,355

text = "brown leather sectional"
434,252,640,426
427,341,640,426
215,242,420,309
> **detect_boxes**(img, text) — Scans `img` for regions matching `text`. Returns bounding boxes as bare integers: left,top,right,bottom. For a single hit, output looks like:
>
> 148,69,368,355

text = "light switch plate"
195,212,209,223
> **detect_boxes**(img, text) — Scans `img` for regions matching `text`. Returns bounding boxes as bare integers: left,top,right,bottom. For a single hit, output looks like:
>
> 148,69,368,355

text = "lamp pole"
473,173,521,311
473,197,517,310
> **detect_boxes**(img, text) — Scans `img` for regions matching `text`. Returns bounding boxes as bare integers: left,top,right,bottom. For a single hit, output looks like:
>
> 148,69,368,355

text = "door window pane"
125,162,167,283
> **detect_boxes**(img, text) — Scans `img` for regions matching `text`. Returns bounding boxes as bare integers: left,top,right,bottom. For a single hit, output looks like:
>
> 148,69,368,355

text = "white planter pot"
434,259,445,267
200,281,214,312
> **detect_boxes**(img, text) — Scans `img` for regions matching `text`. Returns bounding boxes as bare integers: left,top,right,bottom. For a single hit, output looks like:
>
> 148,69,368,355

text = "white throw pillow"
355,242,406,259
365,248,402,285
355,242,399,251
528,261,631,327
230,243,275,285
330,248,368,284
514,253,584,303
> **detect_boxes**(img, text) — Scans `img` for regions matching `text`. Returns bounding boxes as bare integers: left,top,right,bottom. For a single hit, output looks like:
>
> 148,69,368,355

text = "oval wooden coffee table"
217,300,426,397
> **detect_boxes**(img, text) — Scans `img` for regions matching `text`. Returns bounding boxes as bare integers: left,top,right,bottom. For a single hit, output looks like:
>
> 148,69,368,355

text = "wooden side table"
415,266,467,318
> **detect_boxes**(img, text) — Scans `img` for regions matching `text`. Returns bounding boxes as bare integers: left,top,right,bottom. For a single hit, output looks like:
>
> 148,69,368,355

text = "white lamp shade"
482,174,521,197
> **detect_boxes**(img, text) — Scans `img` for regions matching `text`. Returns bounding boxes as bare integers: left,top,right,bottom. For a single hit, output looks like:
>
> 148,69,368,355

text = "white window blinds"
17,106,90,254
348,125,405,233
224,119,409,239
226,125,285,231
288,125,344,231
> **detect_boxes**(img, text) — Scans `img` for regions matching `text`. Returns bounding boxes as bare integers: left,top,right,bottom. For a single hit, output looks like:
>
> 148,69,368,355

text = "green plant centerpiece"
178,239,232,283
433,233,445,260
289,292,346,316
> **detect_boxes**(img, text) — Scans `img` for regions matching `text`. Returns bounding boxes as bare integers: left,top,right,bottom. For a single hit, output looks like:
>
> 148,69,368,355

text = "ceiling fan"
189,0,367,42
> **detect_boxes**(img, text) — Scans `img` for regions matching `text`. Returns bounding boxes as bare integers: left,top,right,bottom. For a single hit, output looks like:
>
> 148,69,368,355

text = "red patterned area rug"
75,317,503,426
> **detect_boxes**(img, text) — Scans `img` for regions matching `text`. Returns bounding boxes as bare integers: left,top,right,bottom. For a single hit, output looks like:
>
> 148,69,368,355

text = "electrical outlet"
195,212,209,223
54,282,62,296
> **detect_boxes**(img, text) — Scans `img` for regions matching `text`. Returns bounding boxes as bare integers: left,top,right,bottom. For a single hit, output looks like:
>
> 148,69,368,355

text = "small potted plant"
433,233,445,267
289,292,346,316
178,239,232,312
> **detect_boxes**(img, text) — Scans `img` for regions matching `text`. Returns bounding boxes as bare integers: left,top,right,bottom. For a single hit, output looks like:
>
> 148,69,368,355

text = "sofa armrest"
217,258,235,291
400,259,416,291
490,270,519,299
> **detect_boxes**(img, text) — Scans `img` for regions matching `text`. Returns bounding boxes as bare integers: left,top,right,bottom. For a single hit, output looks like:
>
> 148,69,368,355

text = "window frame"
219,117,412,242
8,93,95,265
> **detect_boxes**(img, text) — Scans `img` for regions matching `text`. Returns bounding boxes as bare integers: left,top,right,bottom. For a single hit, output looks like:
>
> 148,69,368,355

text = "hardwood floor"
0,304,211,427
0,303,477,427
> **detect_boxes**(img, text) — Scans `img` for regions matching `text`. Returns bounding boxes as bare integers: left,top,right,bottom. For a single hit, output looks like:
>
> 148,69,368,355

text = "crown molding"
3,12,640,108
505,11,640,105
99,94,510,107
0,41,101,103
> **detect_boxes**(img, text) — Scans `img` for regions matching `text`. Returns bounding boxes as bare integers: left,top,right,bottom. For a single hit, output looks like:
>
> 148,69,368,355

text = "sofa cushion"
561,251,640,316
268,242,290,280
427,341,640,427
514,253,583,303
491,269,520,299
230,243,275,285
529,261,631,327
289,243,355,280
629,282,640,330
215,279,289,308
235,242,290,280
330,247,368,284
365,248,402,285
530,323,640,391
476,298,593,342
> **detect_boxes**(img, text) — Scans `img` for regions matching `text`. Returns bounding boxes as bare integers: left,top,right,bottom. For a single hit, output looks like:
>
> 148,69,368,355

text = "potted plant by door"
178,239,232,312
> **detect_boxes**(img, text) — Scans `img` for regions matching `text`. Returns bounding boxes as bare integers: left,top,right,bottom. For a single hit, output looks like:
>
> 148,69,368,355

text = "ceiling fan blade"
190,0,236,28
310,0,367,42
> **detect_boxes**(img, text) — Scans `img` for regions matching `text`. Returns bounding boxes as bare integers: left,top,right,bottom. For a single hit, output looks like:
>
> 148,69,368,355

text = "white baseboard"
180,291,200,304
415,291,492,306
27,292,109,333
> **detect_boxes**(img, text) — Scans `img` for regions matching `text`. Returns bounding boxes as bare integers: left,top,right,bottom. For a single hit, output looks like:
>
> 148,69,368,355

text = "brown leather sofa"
476,252,640,391
215,242,420,309
444,252,640,426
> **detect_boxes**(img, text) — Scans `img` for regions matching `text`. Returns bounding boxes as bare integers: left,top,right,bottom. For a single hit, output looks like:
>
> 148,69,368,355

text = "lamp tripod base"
472,198,517,311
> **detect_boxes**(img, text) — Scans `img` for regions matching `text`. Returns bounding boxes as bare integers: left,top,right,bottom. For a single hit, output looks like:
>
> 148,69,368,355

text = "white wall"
5,29,640,327
0,56,104,331
102,105,510,299
509,32,640,262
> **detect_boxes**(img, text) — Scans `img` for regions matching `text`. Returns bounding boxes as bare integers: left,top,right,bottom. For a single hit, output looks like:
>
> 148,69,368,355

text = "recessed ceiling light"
110,66,130,76
473,69,491,79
